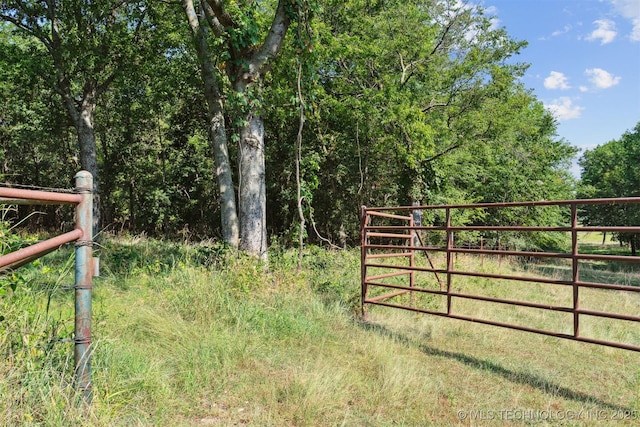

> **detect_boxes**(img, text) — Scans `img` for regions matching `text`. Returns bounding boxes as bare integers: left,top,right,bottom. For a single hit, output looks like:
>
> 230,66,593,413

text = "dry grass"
1,238,639,426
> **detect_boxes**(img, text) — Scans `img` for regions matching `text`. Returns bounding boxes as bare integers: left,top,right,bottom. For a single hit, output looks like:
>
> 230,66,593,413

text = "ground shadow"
357,320,634,412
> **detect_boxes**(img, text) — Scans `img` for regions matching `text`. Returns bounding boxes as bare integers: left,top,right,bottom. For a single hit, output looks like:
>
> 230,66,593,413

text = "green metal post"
74,171,93,403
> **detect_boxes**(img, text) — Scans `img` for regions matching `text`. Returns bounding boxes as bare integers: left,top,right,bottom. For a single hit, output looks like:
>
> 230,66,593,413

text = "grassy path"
1,238,638,425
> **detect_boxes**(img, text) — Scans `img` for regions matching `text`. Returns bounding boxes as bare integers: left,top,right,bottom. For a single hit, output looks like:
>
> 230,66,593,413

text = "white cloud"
487,9,500,32
633,20,640,41
579,86,589,92
544,71,571,90
544,97,584,121
585,68,621,89
609,0,640,41
551,25,573,37
587,19,617,44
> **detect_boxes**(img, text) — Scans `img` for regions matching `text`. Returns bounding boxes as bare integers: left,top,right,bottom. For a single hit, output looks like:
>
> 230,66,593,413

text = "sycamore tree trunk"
186,0,293,259
210,105,240,247
183,0,240,248
237,111,268,260
226,1,292,261
412,199,422,248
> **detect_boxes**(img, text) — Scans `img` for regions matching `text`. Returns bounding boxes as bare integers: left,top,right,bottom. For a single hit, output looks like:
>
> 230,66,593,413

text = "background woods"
0,0,606,252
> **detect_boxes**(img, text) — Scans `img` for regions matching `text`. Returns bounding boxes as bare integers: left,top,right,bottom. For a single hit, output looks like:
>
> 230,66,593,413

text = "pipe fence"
361,198,640,352
0,171,95,402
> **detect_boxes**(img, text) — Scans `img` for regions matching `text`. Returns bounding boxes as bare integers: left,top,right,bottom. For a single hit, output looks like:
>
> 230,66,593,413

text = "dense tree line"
0,0,577,253
579,122,640,255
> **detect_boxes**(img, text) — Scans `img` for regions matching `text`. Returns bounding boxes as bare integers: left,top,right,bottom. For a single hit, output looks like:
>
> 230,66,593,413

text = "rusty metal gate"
361,198,640,352
0,171,95,401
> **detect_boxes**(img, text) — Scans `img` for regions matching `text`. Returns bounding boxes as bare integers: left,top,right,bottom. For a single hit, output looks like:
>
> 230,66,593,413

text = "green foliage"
0,250,83,424
0,27,74,197
1,206,26,253
1,238,639,425
99,237,232,279
579,122,640,254
0,206,39,297
1,0,577,251
264,0,576,247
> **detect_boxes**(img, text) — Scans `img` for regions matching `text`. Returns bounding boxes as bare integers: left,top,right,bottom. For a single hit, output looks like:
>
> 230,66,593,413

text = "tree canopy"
0,0,578,252
579,122,640,254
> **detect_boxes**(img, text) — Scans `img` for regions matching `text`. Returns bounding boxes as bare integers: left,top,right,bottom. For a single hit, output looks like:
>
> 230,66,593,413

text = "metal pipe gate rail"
0,171,94,401
361,198,640,352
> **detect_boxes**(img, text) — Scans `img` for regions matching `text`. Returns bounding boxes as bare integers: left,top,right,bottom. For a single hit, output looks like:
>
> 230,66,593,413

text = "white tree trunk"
412,199,422,248
238,114,268,261
183,0,293,259
183,0,239,247
210,108,240,247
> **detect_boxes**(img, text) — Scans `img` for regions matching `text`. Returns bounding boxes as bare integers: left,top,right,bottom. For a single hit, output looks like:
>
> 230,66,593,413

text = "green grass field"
1,236,639,426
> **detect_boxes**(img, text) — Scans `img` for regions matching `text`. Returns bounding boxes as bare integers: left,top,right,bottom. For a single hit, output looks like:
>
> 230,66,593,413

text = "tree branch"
244,0,291,81
204,0,236,28
425,143,462,163
306,200,342,250
421,98,449,113
296,61,306,267
430,13,457,58
200,0,223,37
183,0,200,33
95,72,118,99
0,10,52,51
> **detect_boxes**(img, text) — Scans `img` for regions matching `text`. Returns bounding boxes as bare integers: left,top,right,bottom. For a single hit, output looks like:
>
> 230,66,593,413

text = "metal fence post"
74,171,93,403
571,202,580,338
361,206,368,320
445,207,453,315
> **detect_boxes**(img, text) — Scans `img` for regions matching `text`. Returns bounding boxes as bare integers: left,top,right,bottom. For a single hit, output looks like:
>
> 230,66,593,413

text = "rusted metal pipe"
362,198,640,352
365,282,640,324
368,290,410,303
365,196,640,211
0,187,81,204
571,203,580,338
366,252,413,259
364,224,640,233
366,270,412,281
0,229,82,270
0,247,58,272
0,172,95,402
366,211,412,220
360,206,368,319
365,261,640,292
364,244,640,264
367,299,640,352
74,171,93,403
409,214,415,306
445,208,453,313
367,232,412,239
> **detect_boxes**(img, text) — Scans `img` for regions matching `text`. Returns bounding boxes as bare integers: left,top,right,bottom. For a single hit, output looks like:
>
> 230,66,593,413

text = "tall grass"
1,237,639,425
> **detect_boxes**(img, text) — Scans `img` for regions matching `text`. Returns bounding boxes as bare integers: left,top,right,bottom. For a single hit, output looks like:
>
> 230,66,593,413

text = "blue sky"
478,0,640,177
